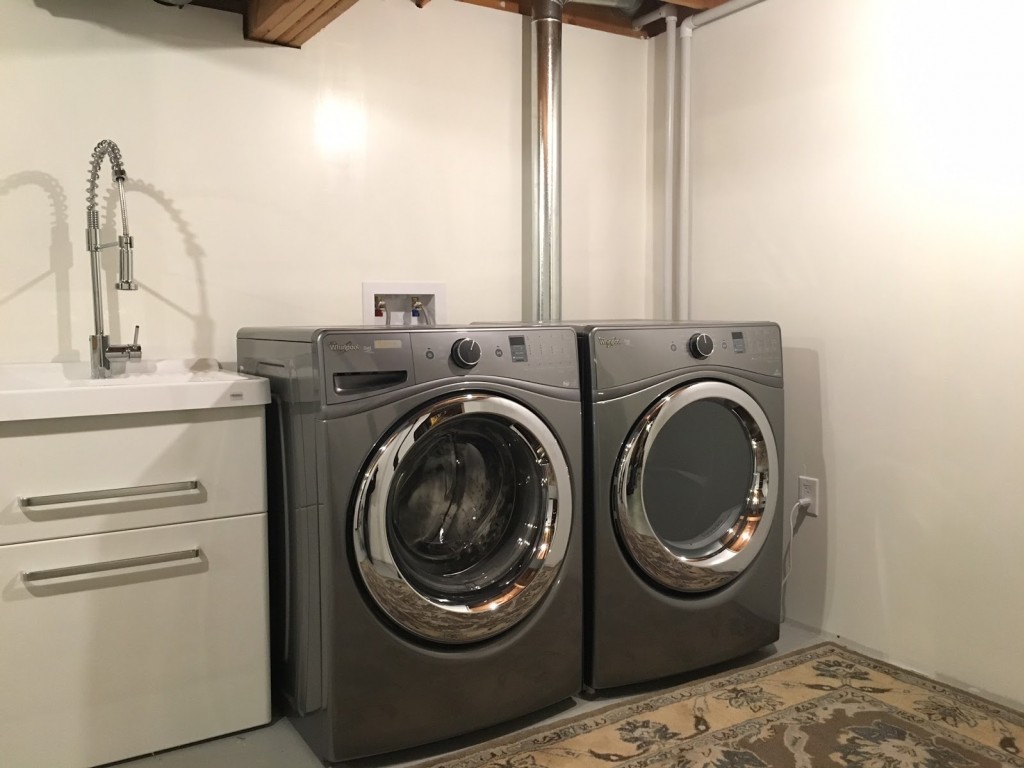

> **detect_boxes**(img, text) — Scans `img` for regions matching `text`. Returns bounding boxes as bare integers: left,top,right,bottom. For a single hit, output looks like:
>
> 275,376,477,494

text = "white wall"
690,0,1024,706
0,0,650,365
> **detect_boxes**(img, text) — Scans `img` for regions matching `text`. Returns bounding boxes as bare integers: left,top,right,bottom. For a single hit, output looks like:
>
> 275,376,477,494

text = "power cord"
781,497,812,604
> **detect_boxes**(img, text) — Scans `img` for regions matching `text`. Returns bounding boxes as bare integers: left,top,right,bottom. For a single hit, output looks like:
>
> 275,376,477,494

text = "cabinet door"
0,406,266,545
0,514,271,768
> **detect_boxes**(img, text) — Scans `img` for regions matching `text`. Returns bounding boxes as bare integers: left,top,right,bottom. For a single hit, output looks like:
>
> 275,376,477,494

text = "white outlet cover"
362,282,447,326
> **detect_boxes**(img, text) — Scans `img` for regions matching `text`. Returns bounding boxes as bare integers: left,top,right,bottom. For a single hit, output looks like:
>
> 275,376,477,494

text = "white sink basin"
0,360,270,422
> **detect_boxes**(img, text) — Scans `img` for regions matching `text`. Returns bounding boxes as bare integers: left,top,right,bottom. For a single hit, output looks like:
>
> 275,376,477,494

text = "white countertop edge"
0,361,271,423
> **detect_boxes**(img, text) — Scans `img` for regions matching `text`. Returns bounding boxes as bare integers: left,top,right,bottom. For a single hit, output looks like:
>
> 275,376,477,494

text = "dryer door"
353,393,572,644
613,380,778,593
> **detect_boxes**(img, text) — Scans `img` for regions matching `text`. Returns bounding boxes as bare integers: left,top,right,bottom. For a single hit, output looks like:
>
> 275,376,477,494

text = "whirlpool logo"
329,341,362,353
596,335,625,348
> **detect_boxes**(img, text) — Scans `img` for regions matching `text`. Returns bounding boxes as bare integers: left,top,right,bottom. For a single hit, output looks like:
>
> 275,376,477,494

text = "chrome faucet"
85,139,142,378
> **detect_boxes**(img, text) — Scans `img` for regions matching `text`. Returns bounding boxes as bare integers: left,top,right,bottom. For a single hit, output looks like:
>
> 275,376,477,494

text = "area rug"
421,642,1024,767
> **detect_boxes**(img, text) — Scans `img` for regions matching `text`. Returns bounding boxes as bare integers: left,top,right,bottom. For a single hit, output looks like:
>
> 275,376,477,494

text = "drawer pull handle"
21,548,203,583
19,480,200,509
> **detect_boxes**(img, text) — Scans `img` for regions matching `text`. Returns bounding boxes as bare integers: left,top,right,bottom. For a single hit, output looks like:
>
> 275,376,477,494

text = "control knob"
688,333,714,360
451,337,482,369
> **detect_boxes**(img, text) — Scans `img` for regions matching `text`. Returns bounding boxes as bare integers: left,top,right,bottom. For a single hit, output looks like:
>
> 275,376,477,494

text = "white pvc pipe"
633,5,674,30
677,0,768,320
686,0,766,29
679,20,693,321
663,15,677,320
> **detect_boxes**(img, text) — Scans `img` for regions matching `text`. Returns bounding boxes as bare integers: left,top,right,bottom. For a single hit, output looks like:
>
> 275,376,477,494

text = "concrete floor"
117,622,833,768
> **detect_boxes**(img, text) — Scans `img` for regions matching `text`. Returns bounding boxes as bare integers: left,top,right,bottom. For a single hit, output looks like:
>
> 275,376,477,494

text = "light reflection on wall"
314,95,368,158
873,0,1024,219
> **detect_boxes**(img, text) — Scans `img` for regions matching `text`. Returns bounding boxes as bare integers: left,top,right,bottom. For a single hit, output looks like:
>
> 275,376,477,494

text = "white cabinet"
0,396,271,768
0,407,266,545
0,514,270,768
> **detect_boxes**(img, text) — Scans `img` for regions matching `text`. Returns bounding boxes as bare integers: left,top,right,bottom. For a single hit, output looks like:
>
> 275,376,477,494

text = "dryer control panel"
591,323,783,391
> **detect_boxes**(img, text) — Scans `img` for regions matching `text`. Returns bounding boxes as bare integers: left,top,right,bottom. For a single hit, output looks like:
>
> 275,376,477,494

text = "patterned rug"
420,643,1024,768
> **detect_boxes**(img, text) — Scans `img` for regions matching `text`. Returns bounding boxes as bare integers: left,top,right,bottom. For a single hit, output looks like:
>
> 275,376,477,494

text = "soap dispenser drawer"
0,513,271,768
0,406,267,545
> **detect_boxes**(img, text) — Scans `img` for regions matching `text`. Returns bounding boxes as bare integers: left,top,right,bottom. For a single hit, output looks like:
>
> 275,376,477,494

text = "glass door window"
613,381,778,593
388,417,543,602
642,400,753,559
353,393,572,644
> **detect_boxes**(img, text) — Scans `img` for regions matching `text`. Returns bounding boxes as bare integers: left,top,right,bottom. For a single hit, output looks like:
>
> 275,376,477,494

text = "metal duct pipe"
531,0,563,324
529,0,645,323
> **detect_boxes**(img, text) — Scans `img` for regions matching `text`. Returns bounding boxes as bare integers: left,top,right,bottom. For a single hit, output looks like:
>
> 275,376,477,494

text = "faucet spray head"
116,235,137,290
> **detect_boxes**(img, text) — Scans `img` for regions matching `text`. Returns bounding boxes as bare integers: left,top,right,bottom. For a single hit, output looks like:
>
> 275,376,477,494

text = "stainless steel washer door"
353,393,572,644
613,381,778,593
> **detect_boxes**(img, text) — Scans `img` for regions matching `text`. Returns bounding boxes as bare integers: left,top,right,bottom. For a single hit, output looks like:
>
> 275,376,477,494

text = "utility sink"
0,359,270,422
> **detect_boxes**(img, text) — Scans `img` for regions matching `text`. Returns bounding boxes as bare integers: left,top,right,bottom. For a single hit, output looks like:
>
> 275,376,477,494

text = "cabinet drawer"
0,513,271,768
0,406,266,545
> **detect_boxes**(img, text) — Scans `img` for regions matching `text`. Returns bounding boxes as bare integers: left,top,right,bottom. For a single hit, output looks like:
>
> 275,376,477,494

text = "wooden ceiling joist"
445,0,729,39
202,0,732,48
246,0,361,46
661,0,727,9
453,0,648,39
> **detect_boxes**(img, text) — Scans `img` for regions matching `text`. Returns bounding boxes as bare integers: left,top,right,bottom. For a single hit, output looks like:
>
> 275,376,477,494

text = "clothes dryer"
581,322,784,690
237,326,583,761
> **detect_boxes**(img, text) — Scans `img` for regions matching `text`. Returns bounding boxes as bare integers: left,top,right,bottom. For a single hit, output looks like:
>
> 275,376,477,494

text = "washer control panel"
319,327,580,401
413,328,578,388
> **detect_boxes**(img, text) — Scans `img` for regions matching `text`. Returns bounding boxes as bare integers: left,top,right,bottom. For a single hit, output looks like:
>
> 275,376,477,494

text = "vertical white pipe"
663,15,677,320
679,20,693,321
677,0,768,321
532,0,563,323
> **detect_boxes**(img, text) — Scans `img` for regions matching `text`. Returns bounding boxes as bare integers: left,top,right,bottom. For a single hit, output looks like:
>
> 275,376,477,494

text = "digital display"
731,332,746,353
373,339,403,349
509,335,528,363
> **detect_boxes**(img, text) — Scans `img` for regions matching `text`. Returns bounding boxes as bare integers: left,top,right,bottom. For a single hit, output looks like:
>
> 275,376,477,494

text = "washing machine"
236,326,583,762
582,321,784,690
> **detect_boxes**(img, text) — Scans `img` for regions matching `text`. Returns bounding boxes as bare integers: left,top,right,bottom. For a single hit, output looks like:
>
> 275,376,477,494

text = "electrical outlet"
798,475,820,518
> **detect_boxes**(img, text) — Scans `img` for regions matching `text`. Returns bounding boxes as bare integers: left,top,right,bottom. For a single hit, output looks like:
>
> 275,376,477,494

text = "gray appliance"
236,326,583,762
582,321,784,690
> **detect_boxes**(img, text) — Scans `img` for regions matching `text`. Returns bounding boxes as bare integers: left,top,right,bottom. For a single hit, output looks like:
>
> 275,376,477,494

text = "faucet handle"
127,325,142,359
106,325,142,362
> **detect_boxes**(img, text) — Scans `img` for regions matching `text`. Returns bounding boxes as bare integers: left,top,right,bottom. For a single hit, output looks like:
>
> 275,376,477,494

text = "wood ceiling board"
661,0,729,8
563,8,646,38
211,0,699,44
250,0,325,39
191,0,246,12
246,0,361,45
282,0,362,45
247,0,304,38
454,0,646,39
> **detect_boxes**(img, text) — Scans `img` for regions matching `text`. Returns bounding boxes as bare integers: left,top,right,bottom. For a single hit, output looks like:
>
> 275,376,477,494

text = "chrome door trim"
613,380,778,593
22,548,202,583
352,392,572,644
